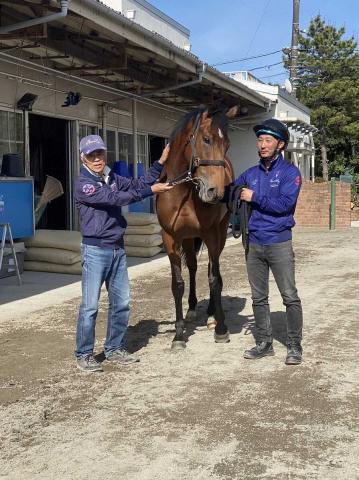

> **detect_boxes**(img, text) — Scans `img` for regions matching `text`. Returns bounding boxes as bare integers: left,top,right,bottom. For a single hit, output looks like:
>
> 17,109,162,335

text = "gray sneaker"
76,354,103,373
106,348,139,365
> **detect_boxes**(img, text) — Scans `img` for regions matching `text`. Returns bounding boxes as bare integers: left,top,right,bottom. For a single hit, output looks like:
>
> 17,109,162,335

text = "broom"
35,175,64,213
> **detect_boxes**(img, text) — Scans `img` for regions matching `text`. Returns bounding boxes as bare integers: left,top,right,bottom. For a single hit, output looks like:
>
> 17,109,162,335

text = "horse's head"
168,105,237,204
189,105,237,203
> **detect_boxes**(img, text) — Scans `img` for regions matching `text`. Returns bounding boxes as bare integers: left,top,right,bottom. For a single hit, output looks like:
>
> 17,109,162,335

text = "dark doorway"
29,114,68,229
149,135,166,166
148,135,167,213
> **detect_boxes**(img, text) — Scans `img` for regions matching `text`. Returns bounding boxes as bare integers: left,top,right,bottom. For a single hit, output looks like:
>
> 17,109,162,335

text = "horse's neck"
167,142,189,177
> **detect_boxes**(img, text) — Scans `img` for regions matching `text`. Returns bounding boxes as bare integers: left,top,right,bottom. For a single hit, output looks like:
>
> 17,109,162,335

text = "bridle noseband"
168,112,226,187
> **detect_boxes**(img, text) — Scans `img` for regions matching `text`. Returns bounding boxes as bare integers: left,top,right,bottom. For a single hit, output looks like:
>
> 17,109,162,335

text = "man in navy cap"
225,119,303,365
74,134,172,372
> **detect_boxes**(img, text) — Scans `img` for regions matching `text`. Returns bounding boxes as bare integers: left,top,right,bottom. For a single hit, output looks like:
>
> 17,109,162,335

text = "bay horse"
156,104,238,349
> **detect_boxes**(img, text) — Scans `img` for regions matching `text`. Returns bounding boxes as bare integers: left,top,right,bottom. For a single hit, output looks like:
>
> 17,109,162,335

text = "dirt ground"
0,228,358,480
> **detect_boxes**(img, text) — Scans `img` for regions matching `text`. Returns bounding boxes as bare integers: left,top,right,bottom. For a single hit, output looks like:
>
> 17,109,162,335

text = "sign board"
0,177,34,239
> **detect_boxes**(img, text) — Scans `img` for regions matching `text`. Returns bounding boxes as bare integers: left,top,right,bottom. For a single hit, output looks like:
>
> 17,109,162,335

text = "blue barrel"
112,160,130,177
129,162,145,178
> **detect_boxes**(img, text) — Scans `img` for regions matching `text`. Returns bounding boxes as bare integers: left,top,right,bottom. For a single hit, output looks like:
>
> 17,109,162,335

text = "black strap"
230,185,252,252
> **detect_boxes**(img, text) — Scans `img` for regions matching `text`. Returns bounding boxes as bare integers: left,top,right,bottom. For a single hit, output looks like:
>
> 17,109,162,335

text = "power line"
259,72,287,79
248,61,283,72
212,49,282,67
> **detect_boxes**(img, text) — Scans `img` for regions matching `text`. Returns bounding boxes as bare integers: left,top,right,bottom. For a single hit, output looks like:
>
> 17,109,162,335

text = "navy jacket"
74,161,163,248
226,155,302,245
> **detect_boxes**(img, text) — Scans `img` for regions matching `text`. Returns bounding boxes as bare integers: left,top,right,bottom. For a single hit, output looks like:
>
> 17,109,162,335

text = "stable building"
0,0,270,233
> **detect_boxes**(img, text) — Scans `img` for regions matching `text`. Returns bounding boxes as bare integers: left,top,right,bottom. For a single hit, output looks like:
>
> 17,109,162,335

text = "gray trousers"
246,240,303,345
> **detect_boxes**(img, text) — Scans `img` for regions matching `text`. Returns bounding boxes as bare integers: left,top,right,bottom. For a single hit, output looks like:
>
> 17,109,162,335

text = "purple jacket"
225,155,302,245
74,161,163,248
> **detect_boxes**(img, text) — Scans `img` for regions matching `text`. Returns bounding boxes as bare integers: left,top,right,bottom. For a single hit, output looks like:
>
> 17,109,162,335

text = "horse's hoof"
185,310,197,323
214,331,230,343
207,318,217,330
171,341,186,350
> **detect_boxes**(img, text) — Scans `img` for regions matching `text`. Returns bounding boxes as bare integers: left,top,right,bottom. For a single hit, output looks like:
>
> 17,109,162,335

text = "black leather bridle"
168,112,226,187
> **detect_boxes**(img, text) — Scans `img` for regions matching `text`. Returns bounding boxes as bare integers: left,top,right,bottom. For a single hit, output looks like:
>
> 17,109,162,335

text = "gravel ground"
0,228,358,480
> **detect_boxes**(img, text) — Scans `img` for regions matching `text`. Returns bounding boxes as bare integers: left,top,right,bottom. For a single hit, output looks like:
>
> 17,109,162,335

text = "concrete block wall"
295,181,351,228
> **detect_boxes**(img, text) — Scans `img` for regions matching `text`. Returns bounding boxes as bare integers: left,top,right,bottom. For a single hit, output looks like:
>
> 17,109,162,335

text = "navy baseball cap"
80,135,106,155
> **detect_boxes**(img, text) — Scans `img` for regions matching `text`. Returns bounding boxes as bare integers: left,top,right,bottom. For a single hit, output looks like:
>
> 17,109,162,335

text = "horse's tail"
180,237,203,265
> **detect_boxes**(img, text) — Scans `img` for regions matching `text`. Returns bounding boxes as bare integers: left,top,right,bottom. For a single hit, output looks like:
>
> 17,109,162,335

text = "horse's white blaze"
218,128,223,139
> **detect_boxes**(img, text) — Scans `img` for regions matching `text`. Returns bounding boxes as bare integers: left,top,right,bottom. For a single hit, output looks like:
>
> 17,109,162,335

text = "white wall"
101,0,191,50
228,127,259,177
0,60,180,136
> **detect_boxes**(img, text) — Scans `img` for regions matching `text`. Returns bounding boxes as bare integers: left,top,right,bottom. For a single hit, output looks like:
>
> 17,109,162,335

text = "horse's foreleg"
162,232,186,350
182,239,198,323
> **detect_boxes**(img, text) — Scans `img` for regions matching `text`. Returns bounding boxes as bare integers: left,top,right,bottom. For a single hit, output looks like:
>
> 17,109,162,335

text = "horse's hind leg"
208,257,229,343
182,238,198,323
162,231,186,350
206,262,222,330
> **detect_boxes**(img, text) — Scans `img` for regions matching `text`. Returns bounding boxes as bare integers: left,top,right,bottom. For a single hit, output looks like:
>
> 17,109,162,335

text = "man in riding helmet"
225,118,303,365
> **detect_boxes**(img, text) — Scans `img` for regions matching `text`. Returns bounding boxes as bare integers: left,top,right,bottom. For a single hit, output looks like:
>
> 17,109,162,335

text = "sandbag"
125,245,162,257
25,247,81,265
24,260,81,275
25,229,81,253
125,224,162,235
124,234,162,247
123,213,159,226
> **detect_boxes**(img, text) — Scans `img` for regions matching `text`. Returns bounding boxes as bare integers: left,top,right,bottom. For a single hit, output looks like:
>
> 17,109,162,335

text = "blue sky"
150,0,359,84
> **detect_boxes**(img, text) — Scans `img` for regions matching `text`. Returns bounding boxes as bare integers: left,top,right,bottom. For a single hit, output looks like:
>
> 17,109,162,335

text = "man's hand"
151,182,173,194
158,144,170,165
240,187,254,202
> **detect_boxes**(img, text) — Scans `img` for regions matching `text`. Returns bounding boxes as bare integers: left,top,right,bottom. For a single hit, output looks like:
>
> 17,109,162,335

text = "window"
105,130,116,167
78,124,148,173
79,123,99,139
0,111,23,169
118,131,148,167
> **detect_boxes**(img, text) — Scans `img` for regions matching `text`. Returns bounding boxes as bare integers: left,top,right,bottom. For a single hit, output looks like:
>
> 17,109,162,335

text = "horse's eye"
203,137,211,145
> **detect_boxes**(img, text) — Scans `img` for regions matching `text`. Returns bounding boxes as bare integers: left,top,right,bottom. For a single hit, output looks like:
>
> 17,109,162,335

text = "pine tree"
292,15,359,181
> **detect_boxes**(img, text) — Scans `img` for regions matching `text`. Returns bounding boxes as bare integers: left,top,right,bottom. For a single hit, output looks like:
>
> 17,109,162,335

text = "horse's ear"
226,105,239,119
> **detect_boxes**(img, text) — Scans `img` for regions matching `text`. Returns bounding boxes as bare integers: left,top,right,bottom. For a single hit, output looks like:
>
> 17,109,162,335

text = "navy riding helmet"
253,119,289,146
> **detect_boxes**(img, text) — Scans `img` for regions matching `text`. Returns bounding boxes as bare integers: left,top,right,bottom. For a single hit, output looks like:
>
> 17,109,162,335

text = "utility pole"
290,0,300,96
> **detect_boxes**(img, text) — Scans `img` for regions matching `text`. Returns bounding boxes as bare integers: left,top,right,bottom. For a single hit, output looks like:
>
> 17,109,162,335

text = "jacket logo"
82,183,96,196
270,178,280,187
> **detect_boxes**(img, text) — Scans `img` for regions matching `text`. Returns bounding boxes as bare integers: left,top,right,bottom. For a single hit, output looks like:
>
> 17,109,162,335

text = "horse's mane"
169,104,230,143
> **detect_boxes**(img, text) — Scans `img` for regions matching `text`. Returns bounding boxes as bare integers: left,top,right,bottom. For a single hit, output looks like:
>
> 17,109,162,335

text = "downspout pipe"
0,0,68,35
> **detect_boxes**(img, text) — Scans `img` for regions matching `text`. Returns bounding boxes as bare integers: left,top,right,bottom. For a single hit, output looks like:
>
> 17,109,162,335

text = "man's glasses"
84,150,106,162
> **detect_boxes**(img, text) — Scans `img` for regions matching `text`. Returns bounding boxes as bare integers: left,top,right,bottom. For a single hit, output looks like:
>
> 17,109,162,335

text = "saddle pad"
24,260,81,275
123,213,159,226
124,234,162,247
125,245,162,258
25,247,81,265
125,224,162,235
25,229,81,253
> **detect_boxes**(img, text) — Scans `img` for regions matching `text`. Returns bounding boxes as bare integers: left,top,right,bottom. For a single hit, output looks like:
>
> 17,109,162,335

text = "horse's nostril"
207,188,216,199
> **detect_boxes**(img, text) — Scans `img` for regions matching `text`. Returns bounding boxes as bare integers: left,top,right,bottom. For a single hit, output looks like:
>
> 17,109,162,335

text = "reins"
168,112,226,187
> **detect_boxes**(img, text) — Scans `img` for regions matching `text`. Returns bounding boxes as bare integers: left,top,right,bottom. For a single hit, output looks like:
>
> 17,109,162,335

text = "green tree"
292,15,359,181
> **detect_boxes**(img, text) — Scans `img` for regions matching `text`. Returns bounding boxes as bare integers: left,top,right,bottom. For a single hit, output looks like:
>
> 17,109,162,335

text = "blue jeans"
75,244,130,358
246,240,303,345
